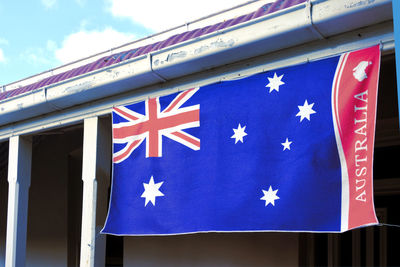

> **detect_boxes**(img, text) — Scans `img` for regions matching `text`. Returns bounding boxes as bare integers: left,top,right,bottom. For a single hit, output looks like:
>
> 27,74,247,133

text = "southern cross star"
141,176,164,207
266,72,285,93
260,186,280,207
231,123,248,144
281,138,292,151
296,100,316,122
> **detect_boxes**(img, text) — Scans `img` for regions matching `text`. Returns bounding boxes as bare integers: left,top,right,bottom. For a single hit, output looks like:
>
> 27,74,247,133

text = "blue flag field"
102,46,380,235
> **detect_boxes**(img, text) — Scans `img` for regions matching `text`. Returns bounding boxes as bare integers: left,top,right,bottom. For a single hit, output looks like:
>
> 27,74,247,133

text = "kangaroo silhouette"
352,61,372,82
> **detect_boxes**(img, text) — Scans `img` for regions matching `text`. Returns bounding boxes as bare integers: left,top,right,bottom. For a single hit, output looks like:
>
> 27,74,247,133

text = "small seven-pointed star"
231,123,248,144
141,176,164,206
266,72,285,93
260,186,280,207
296,100,316,122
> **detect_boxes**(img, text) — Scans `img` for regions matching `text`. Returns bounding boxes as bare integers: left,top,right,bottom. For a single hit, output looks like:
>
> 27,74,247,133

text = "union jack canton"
112,88,200,163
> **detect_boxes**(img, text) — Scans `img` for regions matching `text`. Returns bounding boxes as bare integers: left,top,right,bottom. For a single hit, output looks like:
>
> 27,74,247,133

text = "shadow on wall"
124,232,299,267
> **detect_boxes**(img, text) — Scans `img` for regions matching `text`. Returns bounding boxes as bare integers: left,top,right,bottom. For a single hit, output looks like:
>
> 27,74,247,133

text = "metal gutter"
0,0,393,128
0,20,394,142
0,0,293,100
2,0,274,92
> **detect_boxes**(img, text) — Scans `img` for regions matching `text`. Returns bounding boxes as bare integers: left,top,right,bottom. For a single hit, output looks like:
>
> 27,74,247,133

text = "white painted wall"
0,131,83,267
124,232,299,267
26,134,69,267
25,132,83,267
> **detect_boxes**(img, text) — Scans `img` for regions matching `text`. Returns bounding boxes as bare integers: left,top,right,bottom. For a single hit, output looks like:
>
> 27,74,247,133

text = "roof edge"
1,0,274,91
0,0,393,128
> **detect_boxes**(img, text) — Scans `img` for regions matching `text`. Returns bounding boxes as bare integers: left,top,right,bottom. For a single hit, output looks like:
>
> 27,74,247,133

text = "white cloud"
18,40,58,67
79,19,90,29
0,38,8,45
26,53,51,65
41,0,57,9
55,27,134,64
107,0,252,32
20,47,52,66
46,40,57,51
75,0,86,7
0,48,5,63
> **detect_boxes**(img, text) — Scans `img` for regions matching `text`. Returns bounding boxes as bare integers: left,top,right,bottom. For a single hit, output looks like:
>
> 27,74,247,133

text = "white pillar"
5,136,32,267
80,117,111,267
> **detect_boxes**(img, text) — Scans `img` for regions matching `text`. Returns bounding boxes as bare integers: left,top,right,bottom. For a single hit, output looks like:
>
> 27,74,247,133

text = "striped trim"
0,0,305,102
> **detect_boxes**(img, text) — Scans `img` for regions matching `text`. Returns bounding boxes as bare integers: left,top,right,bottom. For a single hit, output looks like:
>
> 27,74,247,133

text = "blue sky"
0,0,249,86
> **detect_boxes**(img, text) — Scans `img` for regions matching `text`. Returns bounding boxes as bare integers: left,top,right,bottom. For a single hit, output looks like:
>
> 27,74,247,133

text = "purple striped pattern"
0,0,305,102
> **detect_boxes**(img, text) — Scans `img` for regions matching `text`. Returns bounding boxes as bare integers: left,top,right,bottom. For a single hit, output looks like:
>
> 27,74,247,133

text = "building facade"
0,0,399,266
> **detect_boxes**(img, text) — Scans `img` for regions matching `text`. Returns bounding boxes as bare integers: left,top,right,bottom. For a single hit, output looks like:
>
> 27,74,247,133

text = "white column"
80,117,111,267
5,136,32,267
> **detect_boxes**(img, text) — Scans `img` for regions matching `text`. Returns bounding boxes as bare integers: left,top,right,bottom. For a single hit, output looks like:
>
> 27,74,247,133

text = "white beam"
0,20,394,143
80,117,111,267
5,135,32,267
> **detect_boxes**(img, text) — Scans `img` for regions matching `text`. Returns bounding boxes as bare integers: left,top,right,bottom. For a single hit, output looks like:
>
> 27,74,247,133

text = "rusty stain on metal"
194,45,210,54
210,38,235,48
194,38,235,54
106,69,120,79
345,0,375,9
166,51,187,62
154,38,236,66
62,81,93,95
153,59,160,66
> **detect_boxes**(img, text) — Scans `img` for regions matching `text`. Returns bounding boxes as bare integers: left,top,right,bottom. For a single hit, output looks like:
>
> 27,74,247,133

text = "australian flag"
102,46,380,235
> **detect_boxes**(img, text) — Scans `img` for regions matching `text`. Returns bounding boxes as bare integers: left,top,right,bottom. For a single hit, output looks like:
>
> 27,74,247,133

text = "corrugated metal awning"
0,0,305,102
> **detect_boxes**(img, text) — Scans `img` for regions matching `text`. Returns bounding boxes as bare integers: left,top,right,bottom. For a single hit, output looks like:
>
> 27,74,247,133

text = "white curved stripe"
334,53,349,137
331,53,349,232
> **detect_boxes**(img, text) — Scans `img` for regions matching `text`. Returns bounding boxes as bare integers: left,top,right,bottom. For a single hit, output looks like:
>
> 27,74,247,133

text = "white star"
281,138,292,151
296,100,316,122
260,186,280,207
231,123,248,144
266,72,285,93
141,176,164,206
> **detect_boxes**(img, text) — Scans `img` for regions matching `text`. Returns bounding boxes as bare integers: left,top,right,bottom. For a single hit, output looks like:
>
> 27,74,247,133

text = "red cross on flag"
113,88,200,163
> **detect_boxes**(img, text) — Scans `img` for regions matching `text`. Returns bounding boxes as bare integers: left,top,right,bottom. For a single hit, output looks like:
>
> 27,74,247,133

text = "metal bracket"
306,0,325,40
148,53,167,83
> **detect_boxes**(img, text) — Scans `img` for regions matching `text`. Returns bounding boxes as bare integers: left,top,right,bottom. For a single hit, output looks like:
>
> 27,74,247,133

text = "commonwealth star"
141,176,164,206
260,186,280,207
